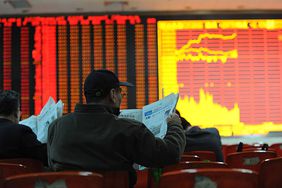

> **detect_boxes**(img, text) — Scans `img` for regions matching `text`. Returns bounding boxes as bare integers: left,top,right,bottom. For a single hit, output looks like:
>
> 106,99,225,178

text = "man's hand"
167,112,182,126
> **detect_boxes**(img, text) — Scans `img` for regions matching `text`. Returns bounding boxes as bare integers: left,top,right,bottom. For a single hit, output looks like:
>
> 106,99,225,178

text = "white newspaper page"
134,93,179,171
39,97,56,117
142,93,179,138
37,99,59,143
19,115,38,135
56,100,64,118
19,97,64,143
119,109,142,122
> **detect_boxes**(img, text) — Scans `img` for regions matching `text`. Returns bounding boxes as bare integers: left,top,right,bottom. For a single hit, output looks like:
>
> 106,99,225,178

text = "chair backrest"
180,155,201,162
159,168,258,188
0,158,44,173
259,157,282,188
225,144,258,156
226,150,277,171
0,163,30,179
270,143,282,157
135,169,148,188
0,163,31,188
96,171,129,188
184,151,216,161
4,171,103,188
148,162,228,188
221,145,228,160
163,161,228,173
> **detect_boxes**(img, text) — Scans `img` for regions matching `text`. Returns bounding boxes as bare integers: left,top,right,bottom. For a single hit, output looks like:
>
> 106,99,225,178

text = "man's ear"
109,89,116,103
11,112,20,124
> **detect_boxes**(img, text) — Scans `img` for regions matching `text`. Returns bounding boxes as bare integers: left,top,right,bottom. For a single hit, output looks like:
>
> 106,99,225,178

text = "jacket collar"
0,118,14,125
74,104,114,114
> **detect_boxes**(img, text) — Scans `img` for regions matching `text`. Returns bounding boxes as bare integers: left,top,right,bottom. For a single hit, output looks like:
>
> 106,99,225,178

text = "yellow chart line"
177,48,238,63
177,33,237,52
176,33,238,63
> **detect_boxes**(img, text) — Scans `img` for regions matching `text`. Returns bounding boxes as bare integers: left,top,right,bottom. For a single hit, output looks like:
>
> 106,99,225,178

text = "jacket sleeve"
20,125,48,165
47,120,56,167
124,120,186,168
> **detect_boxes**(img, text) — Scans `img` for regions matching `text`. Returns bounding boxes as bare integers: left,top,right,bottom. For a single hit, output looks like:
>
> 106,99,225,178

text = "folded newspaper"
20,97,64,143
119,93,179,170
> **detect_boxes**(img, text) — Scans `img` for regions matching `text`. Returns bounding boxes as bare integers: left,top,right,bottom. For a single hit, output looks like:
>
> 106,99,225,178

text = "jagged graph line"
176,33,238,63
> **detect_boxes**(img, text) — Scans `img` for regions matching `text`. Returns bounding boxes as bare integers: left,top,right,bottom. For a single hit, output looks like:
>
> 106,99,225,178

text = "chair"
148,161,228,188
222,144,228,160
226,150,277,171
0,158,44,173
184,151,216,161
259,157,282,188
4,171,103,188
96,171,129,188
225,144,242,155
0,163,32,188
163,161,228,173
158,168,258,188
225,144,258,156
270,143,282,157
0,163,31,178
180,155,201,162
135,169,148,188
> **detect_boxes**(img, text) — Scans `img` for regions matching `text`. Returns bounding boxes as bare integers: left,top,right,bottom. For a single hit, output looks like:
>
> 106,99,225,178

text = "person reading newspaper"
119,93,180,170
20,97,64,144
47,69,186,188
119,93,179,139
0,90,47,165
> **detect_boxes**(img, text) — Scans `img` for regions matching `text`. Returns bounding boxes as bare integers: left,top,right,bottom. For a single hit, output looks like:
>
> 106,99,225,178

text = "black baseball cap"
84,69,134,97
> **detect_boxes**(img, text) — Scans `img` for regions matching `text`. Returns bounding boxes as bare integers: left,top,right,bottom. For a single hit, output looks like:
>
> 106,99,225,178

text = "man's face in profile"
115,87,124,107
109,87,123,108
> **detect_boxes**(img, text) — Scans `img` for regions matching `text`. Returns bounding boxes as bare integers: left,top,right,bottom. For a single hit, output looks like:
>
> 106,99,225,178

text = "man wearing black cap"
47,70,185,187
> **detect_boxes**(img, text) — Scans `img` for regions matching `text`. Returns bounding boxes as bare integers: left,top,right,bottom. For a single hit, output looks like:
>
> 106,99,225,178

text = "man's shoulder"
116,117,144,128
186,128,220,144
53,113,74,123
185,127,214,139
204,127,220,135
11,123,34,134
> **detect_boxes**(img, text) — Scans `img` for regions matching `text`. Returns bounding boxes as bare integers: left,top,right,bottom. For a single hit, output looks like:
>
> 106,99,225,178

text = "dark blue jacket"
185,126,224,162
0,118,47,164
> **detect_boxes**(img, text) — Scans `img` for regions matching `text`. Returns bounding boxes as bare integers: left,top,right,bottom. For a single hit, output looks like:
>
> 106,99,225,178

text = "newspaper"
119,93,179,138
119,93,179,170
20,97,64,143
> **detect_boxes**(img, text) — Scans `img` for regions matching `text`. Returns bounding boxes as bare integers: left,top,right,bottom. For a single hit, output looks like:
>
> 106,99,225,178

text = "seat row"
182,150,277,172
222,142,282,159
136,149,282,188
156,157,282,188
0,159,129,188
1,151,282,188
1,159,281,188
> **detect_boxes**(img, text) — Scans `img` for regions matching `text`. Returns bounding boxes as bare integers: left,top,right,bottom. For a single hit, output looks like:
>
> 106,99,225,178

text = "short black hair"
0,90,20,116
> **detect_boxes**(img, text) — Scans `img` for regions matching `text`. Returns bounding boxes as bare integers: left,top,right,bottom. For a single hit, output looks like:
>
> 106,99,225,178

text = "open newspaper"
119,93,179,138
119,93,179,170
20,97,64,143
